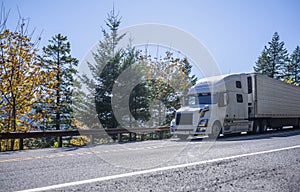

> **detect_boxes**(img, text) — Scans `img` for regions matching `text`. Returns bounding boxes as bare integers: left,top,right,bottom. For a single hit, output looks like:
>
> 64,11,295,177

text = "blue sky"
3,0,300,75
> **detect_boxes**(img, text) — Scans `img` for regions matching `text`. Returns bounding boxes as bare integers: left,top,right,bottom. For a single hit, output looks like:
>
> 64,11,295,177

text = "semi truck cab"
171,73,254,139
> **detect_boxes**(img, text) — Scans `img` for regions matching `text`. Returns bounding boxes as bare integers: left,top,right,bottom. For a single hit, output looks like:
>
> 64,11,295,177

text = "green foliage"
80,9,140,129
254,32,289,80
254,32,300,87
284,46,300,85
79,9,197,129
72,80,100,129
139,51,197,126
130,83,151,123
37,34,79,130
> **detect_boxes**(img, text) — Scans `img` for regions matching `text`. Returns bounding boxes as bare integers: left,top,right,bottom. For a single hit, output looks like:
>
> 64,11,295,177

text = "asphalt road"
1,129,300,192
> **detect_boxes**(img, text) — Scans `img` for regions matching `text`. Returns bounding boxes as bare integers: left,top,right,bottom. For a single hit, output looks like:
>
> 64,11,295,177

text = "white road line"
16,145,300,192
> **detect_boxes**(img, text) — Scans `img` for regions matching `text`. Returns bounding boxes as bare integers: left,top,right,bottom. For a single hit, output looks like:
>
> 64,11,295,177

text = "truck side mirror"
218,92,228,107
224,92,228,106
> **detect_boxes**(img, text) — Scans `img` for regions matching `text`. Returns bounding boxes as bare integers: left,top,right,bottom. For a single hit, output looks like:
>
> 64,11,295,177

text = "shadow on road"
218,128,300,142
170,128,300,143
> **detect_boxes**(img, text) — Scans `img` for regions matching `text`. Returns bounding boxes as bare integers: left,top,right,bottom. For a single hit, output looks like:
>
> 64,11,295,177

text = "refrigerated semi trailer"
171,73,300,139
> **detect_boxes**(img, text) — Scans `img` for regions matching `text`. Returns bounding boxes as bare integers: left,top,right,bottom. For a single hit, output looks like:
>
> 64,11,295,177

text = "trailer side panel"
255,74,300,118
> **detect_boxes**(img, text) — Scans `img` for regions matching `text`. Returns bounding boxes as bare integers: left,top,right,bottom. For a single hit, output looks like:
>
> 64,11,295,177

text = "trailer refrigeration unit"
171,73,300,139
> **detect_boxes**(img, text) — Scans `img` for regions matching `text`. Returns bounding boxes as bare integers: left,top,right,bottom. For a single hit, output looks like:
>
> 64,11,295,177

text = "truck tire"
252,120,260,134
208,122,222,139
260,120,269,133
297,119,300,129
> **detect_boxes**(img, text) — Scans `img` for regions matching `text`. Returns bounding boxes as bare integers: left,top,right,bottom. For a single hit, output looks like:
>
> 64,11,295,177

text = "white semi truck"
171,73,300,139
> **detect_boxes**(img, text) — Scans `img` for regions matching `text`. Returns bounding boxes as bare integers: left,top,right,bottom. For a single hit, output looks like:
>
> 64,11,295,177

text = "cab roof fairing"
188,73,251,95
188,78,227,95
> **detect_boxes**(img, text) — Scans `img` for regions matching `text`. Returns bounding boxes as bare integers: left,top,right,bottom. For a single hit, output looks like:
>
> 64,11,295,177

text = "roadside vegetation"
0,5,299,151
0,7,195,151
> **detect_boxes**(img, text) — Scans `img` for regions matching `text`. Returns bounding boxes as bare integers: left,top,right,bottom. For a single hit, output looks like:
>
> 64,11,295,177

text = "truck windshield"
187,93,217,106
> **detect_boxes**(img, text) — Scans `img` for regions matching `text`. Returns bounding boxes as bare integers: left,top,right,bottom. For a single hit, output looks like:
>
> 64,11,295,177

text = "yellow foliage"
70,136,90,146
0,29,57,133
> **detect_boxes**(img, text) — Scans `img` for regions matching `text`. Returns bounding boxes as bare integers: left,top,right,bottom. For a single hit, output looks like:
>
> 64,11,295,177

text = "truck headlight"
198,119,209,127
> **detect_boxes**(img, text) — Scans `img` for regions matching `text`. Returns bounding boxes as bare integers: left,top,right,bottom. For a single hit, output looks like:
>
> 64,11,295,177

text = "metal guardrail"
0,126,170,151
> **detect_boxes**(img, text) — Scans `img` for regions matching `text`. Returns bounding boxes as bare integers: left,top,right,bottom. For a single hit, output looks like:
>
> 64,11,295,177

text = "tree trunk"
56,49,62,147
11,96,16,150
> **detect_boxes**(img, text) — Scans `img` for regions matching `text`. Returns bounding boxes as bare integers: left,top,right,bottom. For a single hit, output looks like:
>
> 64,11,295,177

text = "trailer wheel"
260,120,269,133
297,119,300,129
208,122,222,139
252,120,260,134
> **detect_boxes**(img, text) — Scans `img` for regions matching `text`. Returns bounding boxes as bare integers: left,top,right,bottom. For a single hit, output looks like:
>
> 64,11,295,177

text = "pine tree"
80,9,197,129
284,46,300,85
254,47,270,76
39,34,78,131
129,83,151,124
82,9,126,128
254,32,289,79
73,80,100,129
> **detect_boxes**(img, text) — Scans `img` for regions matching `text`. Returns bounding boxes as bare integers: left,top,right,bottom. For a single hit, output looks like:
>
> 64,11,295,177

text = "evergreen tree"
254,32,289,79
129,83,151,124
80,9,197,129
39,34,78,131
254,47,270,76
284,46,300,85
83,9,126,128
73,80,100,129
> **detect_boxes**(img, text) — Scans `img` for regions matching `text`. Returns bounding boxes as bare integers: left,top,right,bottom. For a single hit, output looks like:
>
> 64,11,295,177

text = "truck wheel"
260,120,269,133
208,122,222,139
252,120,260,134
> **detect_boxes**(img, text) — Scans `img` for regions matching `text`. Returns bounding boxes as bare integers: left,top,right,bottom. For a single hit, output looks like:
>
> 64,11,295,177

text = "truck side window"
247,76,252,93
236,81,242,88
236,94,243,103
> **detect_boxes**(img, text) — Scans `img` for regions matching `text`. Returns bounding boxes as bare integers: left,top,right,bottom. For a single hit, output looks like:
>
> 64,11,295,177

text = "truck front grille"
176,112,193,125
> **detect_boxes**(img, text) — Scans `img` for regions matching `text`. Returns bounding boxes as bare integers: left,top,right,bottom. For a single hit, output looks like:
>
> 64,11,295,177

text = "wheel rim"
262,121,268,133
212,123,221,137
263,125,267,132
254,123,260,133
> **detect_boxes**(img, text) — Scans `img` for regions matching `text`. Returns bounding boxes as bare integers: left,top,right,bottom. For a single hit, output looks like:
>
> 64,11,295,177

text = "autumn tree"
141,51,197,126
0,19,53,149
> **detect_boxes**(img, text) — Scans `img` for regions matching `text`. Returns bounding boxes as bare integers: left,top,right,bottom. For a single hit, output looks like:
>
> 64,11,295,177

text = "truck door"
247,76,254,118
233,93,248,119
225,79,248,132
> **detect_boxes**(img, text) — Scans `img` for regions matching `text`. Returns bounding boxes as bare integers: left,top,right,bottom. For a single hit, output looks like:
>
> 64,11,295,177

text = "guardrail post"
58,136,63,148
141,134,144,141
158,131,163,140
118,133,122,142
19,138,24,150
129,132,132,141
90,135,94,145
